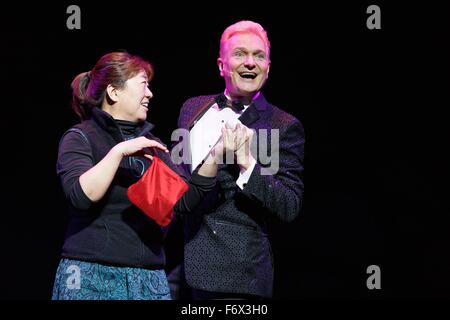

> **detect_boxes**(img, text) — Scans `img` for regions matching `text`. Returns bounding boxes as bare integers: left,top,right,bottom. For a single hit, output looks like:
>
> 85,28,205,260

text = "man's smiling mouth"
239,72,257,79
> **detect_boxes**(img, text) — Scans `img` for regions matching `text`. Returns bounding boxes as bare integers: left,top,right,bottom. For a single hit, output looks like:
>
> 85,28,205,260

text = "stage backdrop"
0,2,449,300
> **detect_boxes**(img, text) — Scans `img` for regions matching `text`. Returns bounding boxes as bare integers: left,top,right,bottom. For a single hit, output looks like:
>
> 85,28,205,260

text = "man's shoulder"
181,94,218,109
177,93,218,128
266,101,302,128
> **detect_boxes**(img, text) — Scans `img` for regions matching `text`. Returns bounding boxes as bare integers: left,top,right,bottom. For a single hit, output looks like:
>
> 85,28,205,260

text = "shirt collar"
223,89,261,111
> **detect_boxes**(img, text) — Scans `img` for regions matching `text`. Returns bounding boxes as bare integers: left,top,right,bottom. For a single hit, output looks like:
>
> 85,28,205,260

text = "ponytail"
71,71,92,121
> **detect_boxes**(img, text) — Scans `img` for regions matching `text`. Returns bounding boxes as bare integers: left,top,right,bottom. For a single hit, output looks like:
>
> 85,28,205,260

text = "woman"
52,52,219,300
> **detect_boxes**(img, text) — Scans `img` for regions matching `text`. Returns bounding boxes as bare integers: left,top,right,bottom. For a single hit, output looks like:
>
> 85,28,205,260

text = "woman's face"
114,71,152,122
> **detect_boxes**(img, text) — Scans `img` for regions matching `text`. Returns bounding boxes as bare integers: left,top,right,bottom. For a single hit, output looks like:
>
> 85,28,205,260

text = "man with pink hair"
174,20,305,299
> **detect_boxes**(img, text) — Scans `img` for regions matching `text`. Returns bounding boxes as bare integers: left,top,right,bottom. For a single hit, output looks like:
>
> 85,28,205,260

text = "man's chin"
237,88,259,98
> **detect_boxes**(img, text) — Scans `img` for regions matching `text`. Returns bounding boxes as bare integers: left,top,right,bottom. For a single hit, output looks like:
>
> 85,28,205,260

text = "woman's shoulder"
58,123,92,154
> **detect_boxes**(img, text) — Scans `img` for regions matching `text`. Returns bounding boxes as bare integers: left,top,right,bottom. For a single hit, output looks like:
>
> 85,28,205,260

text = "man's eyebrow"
233,47,266,54
253,48,267,53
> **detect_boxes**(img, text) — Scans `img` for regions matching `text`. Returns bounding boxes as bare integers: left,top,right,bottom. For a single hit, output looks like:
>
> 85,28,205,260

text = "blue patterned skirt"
52,258,172,300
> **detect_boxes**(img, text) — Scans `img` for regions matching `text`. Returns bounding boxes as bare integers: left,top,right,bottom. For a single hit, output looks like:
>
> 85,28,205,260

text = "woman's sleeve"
173,170,216,214
56,131,94,210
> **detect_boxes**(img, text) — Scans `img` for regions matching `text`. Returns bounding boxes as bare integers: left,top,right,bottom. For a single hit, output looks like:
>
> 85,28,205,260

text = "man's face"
218,32,270,100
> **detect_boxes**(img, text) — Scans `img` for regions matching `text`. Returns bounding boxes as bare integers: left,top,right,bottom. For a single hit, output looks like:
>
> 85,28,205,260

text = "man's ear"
106,84,120,103
217,57,224,77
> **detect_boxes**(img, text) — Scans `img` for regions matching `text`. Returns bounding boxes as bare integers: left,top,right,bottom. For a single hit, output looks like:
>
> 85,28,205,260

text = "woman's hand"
113,136,168,160
79,137,168,203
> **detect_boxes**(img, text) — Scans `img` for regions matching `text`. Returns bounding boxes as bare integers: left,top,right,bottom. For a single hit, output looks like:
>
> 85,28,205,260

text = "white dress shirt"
189,92,257,189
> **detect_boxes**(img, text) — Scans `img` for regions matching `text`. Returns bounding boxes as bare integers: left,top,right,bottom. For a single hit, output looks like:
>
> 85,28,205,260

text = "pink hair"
220,20,271,58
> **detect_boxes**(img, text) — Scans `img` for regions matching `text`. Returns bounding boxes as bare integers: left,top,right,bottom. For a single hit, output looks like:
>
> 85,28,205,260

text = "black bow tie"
215,94,245,112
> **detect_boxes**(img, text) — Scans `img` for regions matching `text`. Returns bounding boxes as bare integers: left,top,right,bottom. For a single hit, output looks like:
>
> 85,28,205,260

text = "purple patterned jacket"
176,93,304,298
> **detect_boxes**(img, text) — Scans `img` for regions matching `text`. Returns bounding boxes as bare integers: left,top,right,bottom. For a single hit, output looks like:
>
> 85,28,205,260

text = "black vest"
61,108,175,269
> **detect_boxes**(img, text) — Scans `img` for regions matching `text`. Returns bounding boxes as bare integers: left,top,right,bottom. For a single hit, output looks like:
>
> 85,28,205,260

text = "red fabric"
127,156,188,227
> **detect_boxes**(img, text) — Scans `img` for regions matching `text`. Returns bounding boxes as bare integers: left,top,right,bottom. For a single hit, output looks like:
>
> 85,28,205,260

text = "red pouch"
127,155,188,227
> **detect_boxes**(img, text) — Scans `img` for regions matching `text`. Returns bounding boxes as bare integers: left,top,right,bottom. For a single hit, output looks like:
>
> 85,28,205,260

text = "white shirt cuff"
236,158,257,190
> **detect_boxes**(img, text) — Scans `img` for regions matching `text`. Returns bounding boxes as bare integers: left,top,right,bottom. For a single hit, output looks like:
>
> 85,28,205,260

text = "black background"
1,1,449,300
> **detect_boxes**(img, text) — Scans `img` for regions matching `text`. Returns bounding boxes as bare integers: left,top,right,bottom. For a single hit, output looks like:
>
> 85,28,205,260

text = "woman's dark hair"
71,51,154,121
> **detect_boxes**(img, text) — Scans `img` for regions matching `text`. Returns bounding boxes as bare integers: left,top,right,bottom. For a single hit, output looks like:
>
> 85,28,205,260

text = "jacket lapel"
238,93,268,127
187,96,217,130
